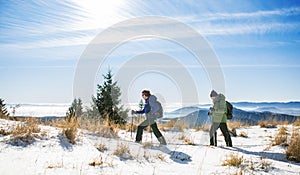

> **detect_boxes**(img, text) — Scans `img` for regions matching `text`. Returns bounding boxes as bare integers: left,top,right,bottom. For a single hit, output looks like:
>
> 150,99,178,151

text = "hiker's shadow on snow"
58,133,73,151
220,146,300,166
150,146,192,164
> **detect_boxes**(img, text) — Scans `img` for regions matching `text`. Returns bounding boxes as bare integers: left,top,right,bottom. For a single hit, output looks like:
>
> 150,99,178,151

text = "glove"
209,107,215,111
131,110,137,115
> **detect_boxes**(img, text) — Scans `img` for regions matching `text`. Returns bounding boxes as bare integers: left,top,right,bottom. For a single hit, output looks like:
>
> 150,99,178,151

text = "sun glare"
73,0,128,30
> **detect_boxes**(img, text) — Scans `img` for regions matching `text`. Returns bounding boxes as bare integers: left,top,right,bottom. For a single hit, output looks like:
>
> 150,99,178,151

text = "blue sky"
1,0,300,106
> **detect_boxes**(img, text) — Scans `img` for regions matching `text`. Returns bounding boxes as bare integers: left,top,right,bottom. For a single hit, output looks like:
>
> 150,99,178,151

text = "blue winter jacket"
136,95,162,119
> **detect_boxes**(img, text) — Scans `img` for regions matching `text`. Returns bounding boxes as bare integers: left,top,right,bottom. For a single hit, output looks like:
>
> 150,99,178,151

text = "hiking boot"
158,136,167,145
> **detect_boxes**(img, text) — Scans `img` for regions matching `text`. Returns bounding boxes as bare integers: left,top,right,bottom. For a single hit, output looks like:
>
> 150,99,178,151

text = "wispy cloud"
203,7,300,20
221,64,300,68
196,21,300,35
180,7,300,22
1,2,299,49
177,7,300,36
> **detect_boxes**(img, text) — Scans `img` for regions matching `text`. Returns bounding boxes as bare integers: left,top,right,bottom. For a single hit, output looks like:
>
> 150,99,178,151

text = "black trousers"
209,122,232,147
136,118,163,142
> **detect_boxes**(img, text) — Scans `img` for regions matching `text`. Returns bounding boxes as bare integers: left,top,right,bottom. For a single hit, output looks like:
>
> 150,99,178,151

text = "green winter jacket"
211,94,227,123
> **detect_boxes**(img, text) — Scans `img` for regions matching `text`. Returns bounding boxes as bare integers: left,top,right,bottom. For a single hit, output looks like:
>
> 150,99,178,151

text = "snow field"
0,119,299,175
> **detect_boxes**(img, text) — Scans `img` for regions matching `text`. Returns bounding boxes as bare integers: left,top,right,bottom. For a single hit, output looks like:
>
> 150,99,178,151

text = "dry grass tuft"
293,119,300,126
286,130,300,162
125,123,137,132
60,117,78,144
228,121,248,129
272,126,288,146
0,128,10,136
259,120,278,128
238,131,248,138
96,143,108,152
155,153,166,161
77,117,118,138
113,143,132,159
230,128,237,137
179,134,195,145
183,137,195,145
260,120,290,128
194,124,210,132
159,120,188,131
9,118,41,145
222,153,243,167
142,142,154,148
0,113,9,120
47,164,63,169
95,125,118,138
89,156,103,166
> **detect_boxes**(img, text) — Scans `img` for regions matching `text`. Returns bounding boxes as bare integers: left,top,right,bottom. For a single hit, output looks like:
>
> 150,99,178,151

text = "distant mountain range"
232,101,300,116
162,102,300,127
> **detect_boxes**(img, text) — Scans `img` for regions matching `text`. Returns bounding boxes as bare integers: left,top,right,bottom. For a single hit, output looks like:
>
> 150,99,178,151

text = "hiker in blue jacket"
132,90,167,145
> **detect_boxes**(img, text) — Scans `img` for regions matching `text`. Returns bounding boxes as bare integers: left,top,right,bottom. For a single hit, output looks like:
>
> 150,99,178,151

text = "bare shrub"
286,130,300,162
222,153,243,167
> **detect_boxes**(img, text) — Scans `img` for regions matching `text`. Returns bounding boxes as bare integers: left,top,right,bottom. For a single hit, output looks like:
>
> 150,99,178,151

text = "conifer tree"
0,98,9,117
66,98,83,121
93,69,128,125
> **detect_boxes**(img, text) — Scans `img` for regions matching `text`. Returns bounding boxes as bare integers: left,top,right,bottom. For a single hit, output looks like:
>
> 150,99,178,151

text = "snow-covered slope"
0,119,299,175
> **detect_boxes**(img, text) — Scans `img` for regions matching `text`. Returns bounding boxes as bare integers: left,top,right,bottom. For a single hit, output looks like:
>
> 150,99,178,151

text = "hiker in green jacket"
208,90,232,147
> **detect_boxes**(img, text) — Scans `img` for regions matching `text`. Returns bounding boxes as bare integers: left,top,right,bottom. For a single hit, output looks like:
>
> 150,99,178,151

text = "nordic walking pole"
149,119,153,143
131,111,134,139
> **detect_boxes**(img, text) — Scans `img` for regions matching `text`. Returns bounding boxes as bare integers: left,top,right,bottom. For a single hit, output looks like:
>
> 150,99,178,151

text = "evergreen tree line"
67,69,128,125
0,69,128,125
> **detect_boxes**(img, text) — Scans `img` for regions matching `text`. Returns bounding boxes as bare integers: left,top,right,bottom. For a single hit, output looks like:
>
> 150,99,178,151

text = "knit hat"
210,90,218,97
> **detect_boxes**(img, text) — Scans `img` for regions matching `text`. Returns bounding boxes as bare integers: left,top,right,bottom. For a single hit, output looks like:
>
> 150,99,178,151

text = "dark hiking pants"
136,118,162,142
209,122,232,147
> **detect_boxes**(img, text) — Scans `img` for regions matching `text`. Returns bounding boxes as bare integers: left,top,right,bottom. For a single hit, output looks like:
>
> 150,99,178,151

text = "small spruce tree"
0,98,9,117
139,99,144,111
93,69,128,125
66,98,83,121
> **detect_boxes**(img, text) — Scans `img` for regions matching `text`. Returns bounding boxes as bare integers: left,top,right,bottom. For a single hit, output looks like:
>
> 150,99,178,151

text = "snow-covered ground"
0,118,299,175
6,103,69,117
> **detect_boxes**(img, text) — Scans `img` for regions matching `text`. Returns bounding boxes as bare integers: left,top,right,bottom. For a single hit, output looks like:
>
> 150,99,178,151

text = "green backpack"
226,101,233,120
